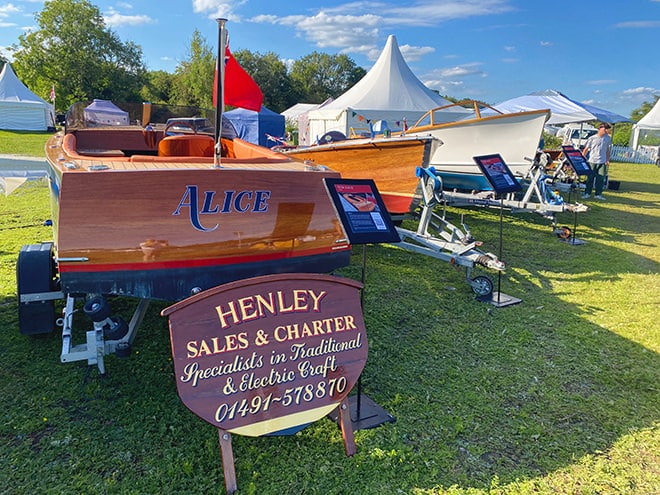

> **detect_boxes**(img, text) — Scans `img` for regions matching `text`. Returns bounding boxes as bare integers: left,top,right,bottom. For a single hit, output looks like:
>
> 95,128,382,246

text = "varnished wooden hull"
283,136,435,214
45,130,351,300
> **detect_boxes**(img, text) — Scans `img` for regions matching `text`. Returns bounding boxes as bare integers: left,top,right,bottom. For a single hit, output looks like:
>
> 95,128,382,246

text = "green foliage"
290,52,367,103
170,29,214,110
233,50,300,113
0,157,659,494
611,122,633,146
9,0,147,113
630,96,659,122
140,70,175,104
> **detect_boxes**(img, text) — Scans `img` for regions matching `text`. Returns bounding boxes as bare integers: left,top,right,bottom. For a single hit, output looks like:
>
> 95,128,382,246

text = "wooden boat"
280,134,438,215
404,101,550,191
43,123,351,301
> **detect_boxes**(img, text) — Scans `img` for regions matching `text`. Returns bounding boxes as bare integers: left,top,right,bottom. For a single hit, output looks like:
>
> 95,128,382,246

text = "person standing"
582,122,612,200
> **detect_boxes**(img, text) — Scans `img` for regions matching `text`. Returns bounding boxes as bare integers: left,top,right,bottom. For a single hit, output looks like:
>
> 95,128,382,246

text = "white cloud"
622,86,658,96
0,4,21,16
249,0,514,56
587,80,616,85
103,10,155,27
540,41,552,47
192,0,245,22
614,20,660,28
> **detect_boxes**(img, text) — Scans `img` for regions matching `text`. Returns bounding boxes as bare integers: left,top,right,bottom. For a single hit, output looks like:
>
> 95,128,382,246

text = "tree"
290,52,366,103
10,0,146,113
631,96,659,123
140,70,175,105
232,50,299,113
170,29,215,110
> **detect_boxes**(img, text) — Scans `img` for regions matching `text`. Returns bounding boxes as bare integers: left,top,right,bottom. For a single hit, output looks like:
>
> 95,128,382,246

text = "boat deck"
46,129,318,174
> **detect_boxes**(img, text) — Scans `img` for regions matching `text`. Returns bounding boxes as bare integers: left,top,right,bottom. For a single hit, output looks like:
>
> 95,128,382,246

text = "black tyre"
104,316,129,341
17,243,58,335
471,275,494,297
83,296,112,322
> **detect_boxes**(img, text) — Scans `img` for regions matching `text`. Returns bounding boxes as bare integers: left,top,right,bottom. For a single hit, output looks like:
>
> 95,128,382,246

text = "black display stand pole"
323,178,399,430
477,198,522,307
565,184,586,246
329,245,396,430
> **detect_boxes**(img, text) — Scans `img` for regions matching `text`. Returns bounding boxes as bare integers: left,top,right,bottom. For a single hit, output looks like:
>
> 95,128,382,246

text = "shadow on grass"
345,243,659,492
1,174,658,494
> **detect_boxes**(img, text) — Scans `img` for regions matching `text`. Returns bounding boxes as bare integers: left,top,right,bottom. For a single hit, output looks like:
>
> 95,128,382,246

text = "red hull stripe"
59,246,349,273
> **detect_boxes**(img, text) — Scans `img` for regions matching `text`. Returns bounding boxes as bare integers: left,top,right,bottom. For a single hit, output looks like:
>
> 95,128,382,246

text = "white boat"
404,101,550,190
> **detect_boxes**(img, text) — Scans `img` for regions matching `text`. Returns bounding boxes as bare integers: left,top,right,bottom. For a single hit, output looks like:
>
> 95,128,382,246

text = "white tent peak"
301,35,449,143
321,34,450,112
0,63,55,130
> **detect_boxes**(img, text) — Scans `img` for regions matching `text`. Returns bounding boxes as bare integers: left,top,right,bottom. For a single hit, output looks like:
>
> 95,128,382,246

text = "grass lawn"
0,159,658,494
0,130,54,156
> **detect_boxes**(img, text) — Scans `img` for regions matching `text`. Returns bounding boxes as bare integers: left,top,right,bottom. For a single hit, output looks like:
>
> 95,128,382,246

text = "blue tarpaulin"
223,106,285,148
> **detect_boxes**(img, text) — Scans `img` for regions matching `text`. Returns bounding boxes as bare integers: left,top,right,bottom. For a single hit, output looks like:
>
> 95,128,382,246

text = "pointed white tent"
302,35,450,144
630,98,660,150
0,63,55,131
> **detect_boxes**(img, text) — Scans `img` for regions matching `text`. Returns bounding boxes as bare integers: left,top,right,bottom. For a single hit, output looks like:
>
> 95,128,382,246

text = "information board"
324,178,400,245
473,154,523,194
162,273,368,437
561,145,593,176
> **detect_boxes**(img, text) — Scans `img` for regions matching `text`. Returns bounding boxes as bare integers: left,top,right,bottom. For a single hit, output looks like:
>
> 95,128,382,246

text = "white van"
559,123,597,148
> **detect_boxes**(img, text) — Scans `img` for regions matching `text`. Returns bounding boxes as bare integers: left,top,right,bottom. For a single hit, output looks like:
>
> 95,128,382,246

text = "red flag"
213,46,263,112
49,85,56,102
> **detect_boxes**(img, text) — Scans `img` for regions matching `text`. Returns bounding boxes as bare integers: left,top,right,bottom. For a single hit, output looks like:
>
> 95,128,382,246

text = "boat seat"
158,134,214,157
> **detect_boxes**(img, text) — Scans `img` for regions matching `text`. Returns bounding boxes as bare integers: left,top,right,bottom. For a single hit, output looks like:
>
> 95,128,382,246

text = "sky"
1,0,658,118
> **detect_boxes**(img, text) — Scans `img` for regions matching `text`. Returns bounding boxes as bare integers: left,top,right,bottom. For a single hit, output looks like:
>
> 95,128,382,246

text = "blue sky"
1,0,658,117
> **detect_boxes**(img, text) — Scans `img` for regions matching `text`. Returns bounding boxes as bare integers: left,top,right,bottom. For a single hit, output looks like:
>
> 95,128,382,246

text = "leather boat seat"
158,134,214,157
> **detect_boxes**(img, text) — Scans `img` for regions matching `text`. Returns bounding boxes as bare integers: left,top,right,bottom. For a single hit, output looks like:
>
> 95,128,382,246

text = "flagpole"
214,18,228,168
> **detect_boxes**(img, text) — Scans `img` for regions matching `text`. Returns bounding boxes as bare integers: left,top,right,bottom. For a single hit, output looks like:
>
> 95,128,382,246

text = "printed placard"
324,178,400,245
561,145,593,176
161,273,368,436
473,154,523,194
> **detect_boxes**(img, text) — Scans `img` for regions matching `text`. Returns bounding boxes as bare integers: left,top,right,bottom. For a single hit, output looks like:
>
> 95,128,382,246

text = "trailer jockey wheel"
104,316,129,341
83,296,112,322
471,275,494,297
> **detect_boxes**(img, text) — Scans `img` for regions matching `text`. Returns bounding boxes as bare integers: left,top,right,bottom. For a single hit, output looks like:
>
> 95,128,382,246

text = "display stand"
472,155,522,307
559,146,590,246
324,178,399,430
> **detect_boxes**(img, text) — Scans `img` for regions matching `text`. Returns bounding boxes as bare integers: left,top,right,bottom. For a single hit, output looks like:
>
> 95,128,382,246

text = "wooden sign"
161,273,368,437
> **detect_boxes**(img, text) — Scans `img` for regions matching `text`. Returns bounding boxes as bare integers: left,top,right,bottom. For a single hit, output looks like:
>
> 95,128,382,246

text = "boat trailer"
17,242,153,373
436,152,588,238
392,168,505,297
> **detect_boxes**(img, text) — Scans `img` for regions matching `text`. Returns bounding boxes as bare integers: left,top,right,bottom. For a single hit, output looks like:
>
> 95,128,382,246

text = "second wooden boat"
280,134,438,215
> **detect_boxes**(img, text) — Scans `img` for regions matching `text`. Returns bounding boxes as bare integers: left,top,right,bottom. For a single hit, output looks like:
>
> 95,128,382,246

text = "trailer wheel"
104,316,129,341
17,243,58,335
471,275,494,297
83,296,112,322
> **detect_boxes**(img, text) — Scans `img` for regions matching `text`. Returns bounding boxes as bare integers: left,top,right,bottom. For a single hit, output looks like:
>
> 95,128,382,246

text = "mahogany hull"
45,131,351,300
283,136,435,214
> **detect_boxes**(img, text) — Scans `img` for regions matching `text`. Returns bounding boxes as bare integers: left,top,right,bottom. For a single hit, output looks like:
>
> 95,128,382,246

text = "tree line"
3,0,656,147
4,0,366,116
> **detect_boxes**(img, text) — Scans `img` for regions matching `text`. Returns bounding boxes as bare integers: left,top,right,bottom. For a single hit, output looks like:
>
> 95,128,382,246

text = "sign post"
559,145,590,245
472,154,522,307
162,273,369,494
323,178,398,429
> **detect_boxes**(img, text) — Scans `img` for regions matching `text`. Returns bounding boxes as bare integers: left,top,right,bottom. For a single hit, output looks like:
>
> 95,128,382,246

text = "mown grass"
0,130,54,156
0,161,658,494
